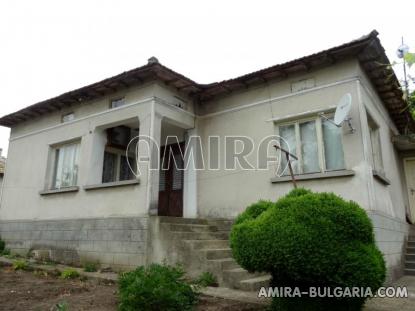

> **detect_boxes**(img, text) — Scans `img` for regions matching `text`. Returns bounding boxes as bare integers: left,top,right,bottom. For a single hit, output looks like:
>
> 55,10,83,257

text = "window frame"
51,141,81,189
367,112,384,174
276,114,345,175
61,112,75,123
102,147,136,183
110,97,126,109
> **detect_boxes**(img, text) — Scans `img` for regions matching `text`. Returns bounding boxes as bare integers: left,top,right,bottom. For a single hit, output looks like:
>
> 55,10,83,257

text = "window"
367,113,383,173
278,116,345,175
102,149,136,183
62,112,74,123
52,142,80,189
110,97,126,109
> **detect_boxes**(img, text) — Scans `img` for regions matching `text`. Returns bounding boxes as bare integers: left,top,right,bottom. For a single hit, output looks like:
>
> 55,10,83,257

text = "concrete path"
364,276,415,311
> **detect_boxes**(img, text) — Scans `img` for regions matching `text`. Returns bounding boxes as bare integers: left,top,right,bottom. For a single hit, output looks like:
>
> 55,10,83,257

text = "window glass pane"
111,98,126,108
53,143,79,188
279,125,298,175
120,155,135,181
300,121,319,173
62,113,74,123
322,119,345,171
102,152,117,183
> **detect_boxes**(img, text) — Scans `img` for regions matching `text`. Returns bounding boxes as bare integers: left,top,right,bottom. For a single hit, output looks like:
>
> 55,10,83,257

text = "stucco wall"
195,60,370,218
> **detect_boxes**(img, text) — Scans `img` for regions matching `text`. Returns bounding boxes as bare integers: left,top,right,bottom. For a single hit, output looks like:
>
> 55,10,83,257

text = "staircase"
158,217,271,291
405,230,415,276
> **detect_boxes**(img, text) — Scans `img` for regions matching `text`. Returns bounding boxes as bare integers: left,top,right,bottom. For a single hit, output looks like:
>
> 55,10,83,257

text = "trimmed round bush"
230,188,385,310
118,263,198,311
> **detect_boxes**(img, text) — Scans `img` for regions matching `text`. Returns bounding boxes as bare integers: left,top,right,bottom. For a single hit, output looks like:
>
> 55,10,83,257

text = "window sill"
270,170,355,183
39,186,79,195
372,170,390,185
83,179,140,190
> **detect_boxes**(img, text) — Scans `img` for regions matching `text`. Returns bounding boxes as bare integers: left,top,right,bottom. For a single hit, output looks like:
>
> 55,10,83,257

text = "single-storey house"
0,30,414,289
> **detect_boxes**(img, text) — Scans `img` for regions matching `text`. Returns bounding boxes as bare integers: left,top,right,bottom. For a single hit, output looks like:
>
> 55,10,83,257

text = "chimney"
147,56,159,64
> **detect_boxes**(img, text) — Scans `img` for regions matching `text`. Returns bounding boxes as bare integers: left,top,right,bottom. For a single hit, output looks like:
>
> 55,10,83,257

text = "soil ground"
0,266,264,311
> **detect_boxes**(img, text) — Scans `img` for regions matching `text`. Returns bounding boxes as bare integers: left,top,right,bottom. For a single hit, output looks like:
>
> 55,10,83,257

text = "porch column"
138,101,162,216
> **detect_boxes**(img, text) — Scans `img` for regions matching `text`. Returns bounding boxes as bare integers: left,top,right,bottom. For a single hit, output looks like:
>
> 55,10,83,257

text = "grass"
13,259,29,271
83,262,98,272
194,271,218,287
60,268,80,279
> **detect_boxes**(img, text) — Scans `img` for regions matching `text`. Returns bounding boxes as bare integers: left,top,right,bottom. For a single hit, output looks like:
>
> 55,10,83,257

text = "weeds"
60,268,80,279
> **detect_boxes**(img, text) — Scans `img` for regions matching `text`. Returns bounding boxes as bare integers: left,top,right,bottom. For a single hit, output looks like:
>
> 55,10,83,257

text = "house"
0,30,414,287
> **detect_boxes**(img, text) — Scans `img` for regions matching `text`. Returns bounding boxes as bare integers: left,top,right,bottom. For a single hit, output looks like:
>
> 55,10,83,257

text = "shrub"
60,268,80,279
0,238,5,253
12,259,29,271
1,248,10,256
194,272,217,287
118,263,198,311
230,188,386,310
83,262,98,272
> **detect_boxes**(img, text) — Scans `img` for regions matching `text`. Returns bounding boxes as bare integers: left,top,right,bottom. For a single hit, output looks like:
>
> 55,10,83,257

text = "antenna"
397,37,410,100
319,93,355,133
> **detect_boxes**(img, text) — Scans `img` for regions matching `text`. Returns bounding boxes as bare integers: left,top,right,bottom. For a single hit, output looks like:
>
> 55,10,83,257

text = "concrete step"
405,268,415,276
407,247,415,254
166,223,220,233
223,268,267,289
206,219,234,231
171,231,230,240
407,241,415,248
159,216,208,225
406,254,415,261
408,235,415,241
238,275,272,292
405,261,415,269
200,248,232,260
186,240,230,250
207,258,240,271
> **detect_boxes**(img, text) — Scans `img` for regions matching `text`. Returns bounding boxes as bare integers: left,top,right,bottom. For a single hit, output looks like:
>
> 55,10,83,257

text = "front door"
404,158,415,222
158,143,184,217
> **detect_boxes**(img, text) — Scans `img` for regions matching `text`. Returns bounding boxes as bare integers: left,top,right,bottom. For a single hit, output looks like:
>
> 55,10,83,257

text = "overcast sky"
0,0,414,156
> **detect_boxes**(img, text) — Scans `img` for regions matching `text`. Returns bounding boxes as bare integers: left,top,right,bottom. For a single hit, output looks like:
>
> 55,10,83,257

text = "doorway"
404,157,415,222
158,142,184,217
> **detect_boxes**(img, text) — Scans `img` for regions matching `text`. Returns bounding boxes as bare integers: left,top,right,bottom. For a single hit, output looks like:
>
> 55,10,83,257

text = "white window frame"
62,112,75,123
110,97,126,109
51,141,80,189
276,115,345,175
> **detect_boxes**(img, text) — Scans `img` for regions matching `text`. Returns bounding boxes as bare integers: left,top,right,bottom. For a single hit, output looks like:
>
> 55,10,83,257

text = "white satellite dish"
319,93,355,133
334,93,352,126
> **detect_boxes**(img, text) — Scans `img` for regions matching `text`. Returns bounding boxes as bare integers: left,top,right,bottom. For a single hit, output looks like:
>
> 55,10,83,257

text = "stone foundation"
0,217,148,271
368,211,410,283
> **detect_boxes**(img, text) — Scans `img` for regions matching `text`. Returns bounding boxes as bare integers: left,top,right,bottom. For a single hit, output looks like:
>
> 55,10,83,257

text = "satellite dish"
334,93,352,126
397,44,409,59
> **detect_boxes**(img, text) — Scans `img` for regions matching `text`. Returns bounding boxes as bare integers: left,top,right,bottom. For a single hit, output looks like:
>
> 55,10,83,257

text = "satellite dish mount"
319,93,355,133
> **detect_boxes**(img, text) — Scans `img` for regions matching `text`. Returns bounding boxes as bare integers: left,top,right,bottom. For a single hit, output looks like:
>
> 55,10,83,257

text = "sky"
0,0,414,156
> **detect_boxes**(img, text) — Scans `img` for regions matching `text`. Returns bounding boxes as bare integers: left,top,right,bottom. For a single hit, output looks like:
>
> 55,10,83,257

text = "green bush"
0,238,5,253
230,188,386,310
12,259,29,271
83,262,98,272
118,263,198,311
60,268,80,279
194,272,217,287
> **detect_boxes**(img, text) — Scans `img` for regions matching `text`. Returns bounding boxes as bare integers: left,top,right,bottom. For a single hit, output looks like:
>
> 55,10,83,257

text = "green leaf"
404,52,415,67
